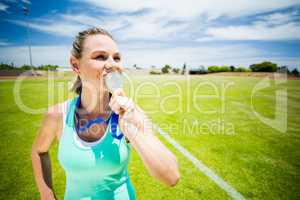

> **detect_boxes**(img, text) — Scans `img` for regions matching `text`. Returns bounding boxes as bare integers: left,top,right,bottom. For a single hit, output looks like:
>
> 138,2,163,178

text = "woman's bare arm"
31,104,62,199
110,92,180,187
121,107,180,187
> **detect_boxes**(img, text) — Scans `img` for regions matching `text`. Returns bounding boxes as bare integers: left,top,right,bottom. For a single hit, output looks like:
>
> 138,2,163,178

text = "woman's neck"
79,88,111,118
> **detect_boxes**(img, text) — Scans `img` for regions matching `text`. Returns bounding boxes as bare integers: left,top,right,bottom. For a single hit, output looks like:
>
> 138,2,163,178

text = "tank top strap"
65,96,78,128
60,98,71,131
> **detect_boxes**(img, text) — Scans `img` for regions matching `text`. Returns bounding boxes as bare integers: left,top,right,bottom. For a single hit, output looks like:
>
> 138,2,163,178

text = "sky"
0,0,300,70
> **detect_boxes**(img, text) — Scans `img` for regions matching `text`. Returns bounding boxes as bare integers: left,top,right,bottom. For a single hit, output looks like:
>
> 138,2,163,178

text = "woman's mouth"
102,69,113,77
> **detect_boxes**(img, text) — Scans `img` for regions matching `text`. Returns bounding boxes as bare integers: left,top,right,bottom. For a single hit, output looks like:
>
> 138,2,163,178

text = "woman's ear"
70,55,80,75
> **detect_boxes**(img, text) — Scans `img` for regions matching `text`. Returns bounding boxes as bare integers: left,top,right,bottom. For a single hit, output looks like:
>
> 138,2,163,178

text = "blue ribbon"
75,95,124,140
110,112,124,140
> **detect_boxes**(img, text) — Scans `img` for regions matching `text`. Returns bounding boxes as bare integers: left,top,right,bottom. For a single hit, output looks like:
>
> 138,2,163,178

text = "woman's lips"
103,69,117,78
102,71,108,77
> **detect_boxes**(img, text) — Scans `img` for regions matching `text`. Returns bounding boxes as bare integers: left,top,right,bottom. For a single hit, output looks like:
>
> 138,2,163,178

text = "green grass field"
0,74,299,199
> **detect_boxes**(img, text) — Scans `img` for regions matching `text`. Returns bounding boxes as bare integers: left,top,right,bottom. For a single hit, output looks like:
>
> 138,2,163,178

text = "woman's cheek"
88,62,104,78
118,62,124,72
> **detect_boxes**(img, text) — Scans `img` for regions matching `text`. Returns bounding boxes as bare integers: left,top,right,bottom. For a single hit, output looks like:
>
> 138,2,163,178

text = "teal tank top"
58,96,137,200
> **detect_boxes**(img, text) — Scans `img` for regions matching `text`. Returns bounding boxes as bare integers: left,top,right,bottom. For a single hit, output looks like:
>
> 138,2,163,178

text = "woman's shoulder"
44,103,64,131
47,100,68,117
48,96,77,113
46,97,76,121
44,98,73,140
48,96,78,118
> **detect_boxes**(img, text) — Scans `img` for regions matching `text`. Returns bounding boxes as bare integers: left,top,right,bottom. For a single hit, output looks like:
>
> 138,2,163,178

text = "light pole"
22,5,33,73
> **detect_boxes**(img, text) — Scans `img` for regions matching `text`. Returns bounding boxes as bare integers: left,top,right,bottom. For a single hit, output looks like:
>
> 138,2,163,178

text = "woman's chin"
95,87,110,94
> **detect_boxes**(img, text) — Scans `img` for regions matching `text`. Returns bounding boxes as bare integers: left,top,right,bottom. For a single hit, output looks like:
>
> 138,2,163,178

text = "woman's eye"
114,56,121,62
95,55,107,60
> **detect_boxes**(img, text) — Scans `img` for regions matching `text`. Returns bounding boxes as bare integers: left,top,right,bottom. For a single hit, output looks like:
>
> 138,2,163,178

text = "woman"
31,27,180,200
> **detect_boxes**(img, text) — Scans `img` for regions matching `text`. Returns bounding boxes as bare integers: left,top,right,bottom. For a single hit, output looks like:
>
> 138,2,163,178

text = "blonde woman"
31,27,180,200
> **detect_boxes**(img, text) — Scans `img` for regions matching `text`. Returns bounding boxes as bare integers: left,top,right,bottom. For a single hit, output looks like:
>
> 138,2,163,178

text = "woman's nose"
104,62,112,72
104,57,120,71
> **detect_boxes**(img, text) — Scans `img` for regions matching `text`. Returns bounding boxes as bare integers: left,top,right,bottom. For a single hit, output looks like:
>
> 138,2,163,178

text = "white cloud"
8,1,300,42
0,45,71,67
114,12,191,41
7,11,191,41
0,40,11,46
8,13,129,38
258,11,299,26
60,14,126,32
59,11,191,41
0,2,9,12
8,19,87,37
200,12,300,41
71,1,300,41
21,0,31,4
3,1,299,69
81,0,300,20
205,22,300,41
0,42,9,46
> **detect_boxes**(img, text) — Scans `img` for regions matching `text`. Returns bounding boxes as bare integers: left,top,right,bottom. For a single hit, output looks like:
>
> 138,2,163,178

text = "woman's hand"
109,89,146,138
109,89,180,187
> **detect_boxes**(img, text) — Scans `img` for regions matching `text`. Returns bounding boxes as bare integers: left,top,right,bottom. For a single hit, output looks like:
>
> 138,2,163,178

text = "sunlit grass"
0,74,299,199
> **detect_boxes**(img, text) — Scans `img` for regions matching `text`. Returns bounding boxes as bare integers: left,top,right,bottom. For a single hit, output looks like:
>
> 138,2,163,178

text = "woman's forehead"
83,34,118,54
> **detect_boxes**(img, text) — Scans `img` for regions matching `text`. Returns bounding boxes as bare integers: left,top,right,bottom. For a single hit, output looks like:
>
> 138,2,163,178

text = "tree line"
148,61,299,76
0,63,59,71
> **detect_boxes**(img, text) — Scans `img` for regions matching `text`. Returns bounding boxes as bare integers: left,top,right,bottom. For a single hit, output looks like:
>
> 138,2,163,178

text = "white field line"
153,125,246,200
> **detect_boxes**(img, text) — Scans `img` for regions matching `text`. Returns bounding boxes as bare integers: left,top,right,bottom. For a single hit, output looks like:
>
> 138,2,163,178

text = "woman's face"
72,34,123,93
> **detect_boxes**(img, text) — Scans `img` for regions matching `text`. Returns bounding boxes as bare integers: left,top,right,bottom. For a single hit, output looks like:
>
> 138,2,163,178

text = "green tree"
161,65,171,74
149,70,161,75
208,66,218,72
220,66,230,72
20,65,32,70
0,63,15,70
172,68,180,74
250,61,278,72
230,65,235,72
234,67,250,72
37,64,59,71
291,68,299,76
208,65,230,73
